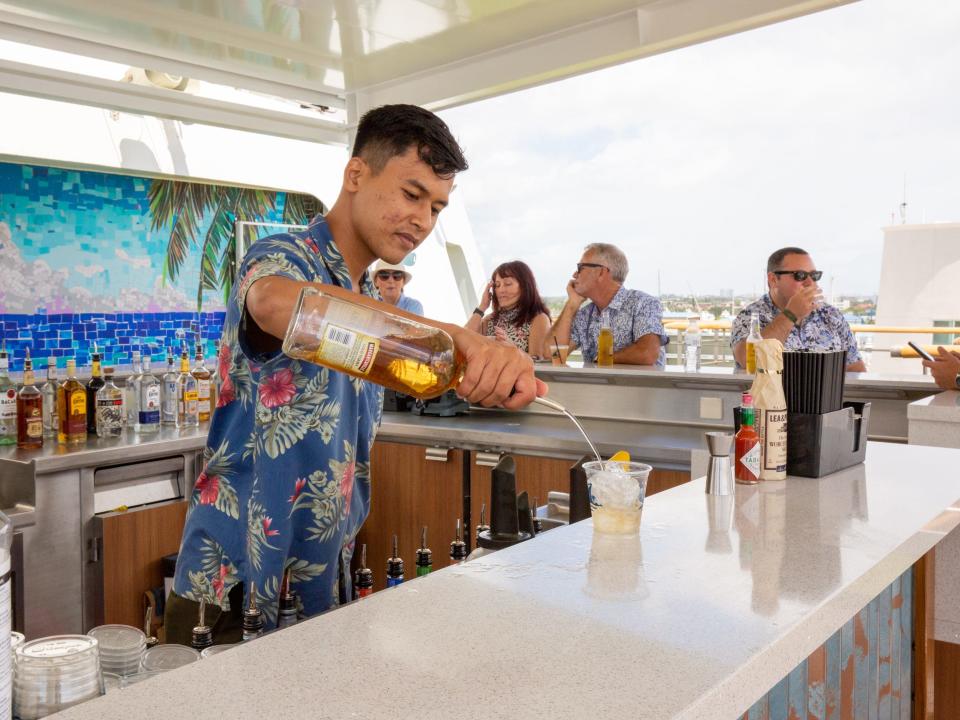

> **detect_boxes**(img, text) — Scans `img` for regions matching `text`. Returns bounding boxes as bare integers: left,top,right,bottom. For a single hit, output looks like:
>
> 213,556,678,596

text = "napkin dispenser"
787,401,870,478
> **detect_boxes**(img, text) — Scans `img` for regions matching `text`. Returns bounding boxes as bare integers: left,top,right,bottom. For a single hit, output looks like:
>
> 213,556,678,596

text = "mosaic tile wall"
0,161,318,370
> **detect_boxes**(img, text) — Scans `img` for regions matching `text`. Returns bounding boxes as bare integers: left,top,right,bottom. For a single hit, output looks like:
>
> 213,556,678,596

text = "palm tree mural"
147,180,322,310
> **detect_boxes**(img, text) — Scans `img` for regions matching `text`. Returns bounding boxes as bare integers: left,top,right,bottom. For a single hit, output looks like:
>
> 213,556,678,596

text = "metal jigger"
704,431,734,496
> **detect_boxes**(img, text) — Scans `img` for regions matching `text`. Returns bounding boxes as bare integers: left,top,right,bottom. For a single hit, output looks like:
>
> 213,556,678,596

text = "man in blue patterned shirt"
549,243,668,367
166,105,544,643
731,247,866,372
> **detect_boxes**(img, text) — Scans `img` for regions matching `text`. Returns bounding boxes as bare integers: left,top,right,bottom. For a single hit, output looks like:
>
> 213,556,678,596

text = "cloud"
115,247,151,269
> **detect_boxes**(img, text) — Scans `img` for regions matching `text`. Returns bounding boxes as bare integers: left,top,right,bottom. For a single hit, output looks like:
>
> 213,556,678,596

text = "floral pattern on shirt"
570,287,668,367
173,215,383,620
730,293,862,368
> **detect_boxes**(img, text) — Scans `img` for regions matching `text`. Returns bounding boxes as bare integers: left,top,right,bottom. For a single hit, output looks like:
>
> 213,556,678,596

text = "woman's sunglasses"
376,271,406,281
772,270,823,282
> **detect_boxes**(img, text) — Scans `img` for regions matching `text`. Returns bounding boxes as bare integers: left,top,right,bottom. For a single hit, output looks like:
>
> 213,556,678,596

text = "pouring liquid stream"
533,396,602,463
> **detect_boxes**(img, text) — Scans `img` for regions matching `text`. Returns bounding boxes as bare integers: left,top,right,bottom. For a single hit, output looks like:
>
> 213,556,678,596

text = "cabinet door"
358,442,465,590
98,500,188,629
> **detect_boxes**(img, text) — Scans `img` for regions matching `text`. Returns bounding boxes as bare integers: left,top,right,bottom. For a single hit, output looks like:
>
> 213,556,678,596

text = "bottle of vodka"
161,348,178,426
125,350,142,427
40,357,59,437
137,355,161,434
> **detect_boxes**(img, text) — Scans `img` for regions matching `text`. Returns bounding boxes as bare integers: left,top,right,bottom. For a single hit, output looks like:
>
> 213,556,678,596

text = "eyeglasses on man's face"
376,271,406,281
772,269,823,282
576,262,607,274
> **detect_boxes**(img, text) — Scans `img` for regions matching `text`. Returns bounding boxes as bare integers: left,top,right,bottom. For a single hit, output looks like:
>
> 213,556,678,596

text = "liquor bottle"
85,346,104,434
125,350,142,427
353,544,373,600
16,350,43,450
161,348,178,426
449,519,468,565
137,355,161,434
40,357,58,437
241,583,264,641
386,534,404,588
95,367,124,438
176,350,199,428
596,312,614,367
476,502,490,541
531,496,544,534
58,359,87,446
190,598,213,652
191,342,213,423
745,313,762,374
213,338,223,403
415,526,432,578
0,342,16,446
276,567,298,629
684,318,701,372
735,393,761,484
282,287,466,400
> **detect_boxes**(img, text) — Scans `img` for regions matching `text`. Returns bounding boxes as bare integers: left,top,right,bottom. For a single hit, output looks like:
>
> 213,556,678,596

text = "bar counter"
49,441,960,720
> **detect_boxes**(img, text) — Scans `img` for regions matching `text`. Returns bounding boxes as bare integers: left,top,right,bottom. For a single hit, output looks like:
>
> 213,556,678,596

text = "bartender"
731,247,866,372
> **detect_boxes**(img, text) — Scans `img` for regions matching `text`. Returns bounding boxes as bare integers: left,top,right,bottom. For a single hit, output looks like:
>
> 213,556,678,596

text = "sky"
440,0,960,299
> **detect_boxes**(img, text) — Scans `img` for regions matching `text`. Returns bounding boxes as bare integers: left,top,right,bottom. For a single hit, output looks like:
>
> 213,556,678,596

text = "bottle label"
759,407,788,476
70,392,86,416
197,380,211,412
739,442,761,480
0,392,15,420
317,324,380,376
144,385,161,409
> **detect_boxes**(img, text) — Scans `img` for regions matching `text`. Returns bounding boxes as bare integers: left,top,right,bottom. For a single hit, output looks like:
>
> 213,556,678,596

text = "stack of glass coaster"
13,635,102,719
140,644,200,672
88,625,146,676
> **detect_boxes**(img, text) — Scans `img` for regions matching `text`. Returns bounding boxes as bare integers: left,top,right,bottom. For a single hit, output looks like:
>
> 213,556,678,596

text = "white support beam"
358,0,858,111
0,58,348,146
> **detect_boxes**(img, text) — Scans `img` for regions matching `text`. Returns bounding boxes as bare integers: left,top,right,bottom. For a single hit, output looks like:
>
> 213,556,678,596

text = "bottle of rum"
0,342,16,445
58,359,87,446
176,351,199,428
735,393,761,484
96,367,124,438
745,313,762,374
125,350,142,427
85,347,104,434
596,312,614,367
161,348,178,426
16,350,43,450
137,355,161,434
386,534,404,588
415,526,432,578
191,342,213,423
282,288,465,400
40,357,58,438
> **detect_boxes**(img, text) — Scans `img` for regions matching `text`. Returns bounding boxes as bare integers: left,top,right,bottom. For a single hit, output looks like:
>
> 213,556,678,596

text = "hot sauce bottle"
735,392,761,484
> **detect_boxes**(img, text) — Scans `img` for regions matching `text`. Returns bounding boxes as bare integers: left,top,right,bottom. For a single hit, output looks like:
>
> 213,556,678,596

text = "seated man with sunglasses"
732,246,866,372
372,259,424,315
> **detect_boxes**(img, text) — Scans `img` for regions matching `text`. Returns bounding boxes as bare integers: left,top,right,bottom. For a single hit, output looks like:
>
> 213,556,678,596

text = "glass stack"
140,644,200,672
87,625,146,677
200,644,236,659
13,635,102,719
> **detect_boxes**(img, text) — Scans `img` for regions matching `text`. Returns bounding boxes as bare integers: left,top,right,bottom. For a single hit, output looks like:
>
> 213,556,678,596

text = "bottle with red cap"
735,392,761,484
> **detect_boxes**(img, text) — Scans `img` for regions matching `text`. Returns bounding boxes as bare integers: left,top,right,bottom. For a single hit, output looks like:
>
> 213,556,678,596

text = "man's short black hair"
352,104,468,178
767,246,809,273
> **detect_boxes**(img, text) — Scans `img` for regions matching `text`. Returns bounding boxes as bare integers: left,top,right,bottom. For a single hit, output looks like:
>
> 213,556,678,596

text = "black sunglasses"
772,270,823,282
376,271,406,281
576,263,607,273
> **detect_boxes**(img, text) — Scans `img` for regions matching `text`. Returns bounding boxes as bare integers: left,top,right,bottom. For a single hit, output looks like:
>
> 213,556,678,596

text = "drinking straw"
554,335,561,358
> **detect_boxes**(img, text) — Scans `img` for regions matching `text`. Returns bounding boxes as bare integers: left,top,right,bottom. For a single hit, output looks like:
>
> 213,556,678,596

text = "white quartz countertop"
51,441,960,720
909,388,960,421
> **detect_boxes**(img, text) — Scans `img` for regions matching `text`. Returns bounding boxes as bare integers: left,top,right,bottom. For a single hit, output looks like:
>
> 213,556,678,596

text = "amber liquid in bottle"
86,353,104,434
16,357,43,449
597,326,614,366
58,360,88,446
191,344,213,423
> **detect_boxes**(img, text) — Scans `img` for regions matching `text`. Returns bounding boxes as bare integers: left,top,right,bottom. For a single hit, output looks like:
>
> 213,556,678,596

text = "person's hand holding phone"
921,345,960,390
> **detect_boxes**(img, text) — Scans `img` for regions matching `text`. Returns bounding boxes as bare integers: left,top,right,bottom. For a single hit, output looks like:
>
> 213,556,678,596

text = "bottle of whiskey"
58,359,87,446
85,346,104,434
176,350,199,428
16,350,43,450
415,526,432,578
40,357,58,437
0,342,16,446
191,342,213,423
125,349,142,427
96,367,124,438
161,348,178,426
283,287,464,400
137,355,161,434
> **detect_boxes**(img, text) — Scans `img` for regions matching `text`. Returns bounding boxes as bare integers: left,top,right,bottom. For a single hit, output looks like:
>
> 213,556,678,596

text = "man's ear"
343,156,367,192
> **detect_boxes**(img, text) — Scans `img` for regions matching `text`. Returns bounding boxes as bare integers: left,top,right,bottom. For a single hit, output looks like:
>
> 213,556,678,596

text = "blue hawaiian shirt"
173,215,383,624
730,294,862,368
570,286,668,367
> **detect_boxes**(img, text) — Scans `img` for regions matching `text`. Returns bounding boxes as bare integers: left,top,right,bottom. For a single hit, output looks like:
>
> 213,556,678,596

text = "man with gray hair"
549,242,667,366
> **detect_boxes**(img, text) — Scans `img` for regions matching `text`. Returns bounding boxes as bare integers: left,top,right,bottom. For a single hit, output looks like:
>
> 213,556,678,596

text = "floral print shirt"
570,286,668,367
730,293,862,369
173,215,383,623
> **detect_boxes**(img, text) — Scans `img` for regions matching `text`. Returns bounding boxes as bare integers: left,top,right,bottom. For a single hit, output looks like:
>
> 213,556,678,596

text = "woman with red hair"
466,260,551,357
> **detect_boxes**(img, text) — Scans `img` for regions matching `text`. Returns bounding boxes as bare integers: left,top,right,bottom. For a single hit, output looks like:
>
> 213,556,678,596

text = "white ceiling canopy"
0,0,857,144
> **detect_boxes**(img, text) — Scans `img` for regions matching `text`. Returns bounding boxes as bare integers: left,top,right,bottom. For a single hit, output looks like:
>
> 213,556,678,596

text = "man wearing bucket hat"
373,259,424,315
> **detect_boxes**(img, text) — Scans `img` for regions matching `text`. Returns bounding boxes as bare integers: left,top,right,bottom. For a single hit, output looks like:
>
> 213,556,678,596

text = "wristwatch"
472,307,484,317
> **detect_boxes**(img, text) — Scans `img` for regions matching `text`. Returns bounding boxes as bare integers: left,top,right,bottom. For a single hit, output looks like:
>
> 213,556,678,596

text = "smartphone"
907,341,935,362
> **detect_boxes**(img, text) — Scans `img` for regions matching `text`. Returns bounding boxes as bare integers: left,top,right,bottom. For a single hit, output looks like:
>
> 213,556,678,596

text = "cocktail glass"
583,460,652,535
